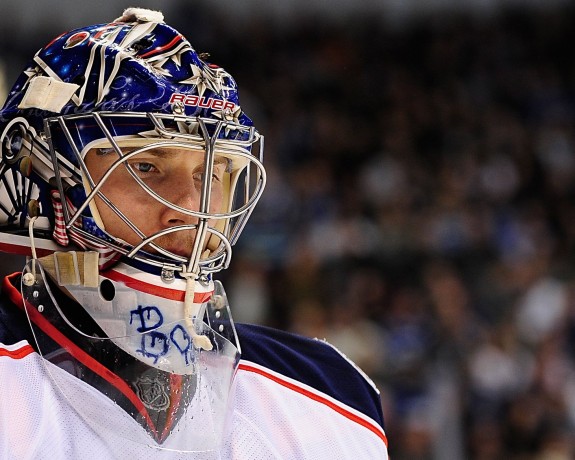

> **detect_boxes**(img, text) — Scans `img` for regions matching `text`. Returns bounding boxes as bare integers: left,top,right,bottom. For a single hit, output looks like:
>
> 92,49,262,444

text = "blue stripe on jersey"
235,322,385,430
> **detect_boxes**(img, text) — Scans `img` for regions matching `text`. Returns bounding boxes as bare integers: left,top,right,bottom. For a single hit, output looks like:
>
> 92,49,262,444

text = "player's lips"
148,229,198,258
164,246,191,258
141,242,191,258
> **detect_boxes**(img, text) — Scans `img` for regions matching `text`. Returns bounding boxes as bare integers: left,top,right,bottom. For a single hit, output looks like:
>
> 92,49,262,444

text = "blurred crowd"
3,3,575,459
178,5,575,459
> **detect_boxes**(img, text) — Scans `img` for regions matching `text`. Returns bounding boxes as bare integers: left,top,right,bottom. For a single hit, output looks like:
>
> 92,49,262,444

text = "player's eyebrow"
96,147,231,169
125,147,182,158
192,157,232,173
144,149,230,166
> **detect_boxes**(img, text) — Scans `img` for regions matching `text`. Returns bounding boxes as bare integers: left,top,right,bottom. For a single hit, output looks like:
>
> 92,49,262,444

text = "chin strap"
181,222,214,351
22,215,39,287
181,267,213,351
36,251,100,288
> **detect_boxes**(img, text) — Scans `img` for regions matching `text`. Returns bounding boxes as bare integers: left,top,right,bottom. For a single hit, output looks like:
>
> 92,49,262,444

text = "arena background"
1,1,574,458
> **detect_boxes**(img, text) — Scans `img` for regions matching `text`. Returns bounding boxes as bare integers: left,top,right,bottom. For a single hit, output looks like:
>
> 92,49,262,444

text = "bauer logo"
169,93,236,111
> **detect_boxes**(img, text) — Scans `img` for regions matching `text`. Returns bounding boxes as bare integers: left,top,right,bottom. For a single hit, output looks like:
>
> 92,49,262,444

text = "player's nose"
158,166,207,227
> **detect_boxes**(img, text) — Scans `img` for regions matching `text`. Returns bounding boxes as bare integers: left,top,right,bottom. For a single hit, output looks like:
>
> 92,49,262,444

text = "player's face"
85,146,227,258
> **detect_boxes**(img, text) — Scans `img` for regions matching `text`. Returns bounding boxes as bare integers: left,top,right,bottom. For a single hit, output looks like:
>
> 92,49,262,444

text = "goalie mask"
0,8,265,453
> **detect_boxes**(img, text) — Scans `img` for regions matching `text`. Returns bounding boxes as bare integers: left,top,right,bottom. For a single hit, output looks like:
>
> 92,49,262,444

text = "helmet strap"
37,251,100,288
181,263,213,351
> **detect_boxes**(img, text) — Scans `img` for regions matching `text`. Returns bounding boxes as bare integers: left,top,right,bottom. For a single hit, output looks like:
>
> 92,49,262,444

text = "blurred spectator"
221,6,575,458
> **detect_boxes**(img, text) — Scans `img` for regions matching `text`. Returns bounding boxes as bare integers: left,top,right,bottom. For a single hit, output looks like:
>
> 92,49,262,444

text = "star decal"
204,67,224,94
176,120,200,135
178,64,210,97
136,119,200,138
22,65,44,85
148,58,173,77
204,66,235,96
212,105,242,124
212,105,243,136
168,47,186,68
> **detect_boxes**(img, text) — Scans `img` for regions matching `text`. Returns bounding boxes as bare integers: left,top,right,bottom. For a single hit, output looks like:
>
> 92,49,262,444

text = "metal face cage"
43,112,266,276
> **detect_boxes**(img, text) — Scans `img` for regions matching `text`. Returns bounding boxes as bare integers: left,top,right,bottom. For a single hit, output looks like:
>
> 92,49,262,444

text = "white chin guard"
21,258,240,453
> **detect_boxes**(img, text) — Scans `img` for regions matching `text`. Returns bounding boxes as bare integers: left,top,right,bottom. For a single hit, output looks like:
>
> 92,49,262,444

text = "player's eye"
131,162,157,173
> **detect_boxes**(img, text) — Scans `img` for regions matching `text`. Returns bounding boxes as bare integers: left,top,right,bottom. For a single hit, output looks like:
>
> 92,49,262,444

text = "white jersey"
0,340,388,459
0,272,388,459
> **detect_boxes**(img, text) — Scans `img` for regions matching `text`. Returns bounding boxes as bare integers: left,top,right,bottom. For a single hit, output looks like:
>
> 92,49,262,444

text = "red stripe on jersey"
0,344,34,360
0,243,55,258
1,273,158,435
238,362,388,448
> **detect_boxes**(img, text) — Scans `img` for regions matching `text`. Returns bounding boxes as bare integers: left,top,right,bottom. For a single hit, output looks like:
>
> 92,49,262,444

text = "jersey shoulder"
235,322,385,429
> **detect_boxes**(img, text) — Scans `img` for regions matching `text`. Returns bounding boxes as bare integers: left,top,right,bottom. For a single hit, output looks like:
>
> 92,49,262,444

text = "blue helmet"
0,7,266,277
